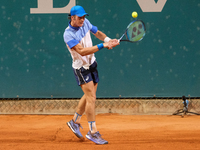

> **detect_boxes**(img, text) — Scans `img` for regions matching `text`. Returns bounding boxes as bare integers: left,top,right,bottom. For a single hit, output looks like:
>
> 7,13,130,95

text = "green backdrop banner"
0,0,199,98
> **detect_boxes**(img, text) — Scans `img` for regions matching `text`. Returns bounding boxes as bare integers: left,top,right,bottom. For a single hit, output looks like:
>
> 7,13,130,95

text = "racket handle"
118,33,124,42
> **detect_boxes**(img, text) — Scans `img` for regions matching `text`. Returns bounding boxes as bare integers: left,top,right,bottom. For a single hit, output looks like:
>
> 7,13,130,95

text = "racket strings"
126,21,145,42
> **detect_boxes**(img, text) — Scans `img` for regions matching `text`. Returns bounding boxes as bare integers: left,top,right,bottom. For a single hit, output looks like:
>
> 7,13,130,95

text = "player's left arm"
93,30,107,41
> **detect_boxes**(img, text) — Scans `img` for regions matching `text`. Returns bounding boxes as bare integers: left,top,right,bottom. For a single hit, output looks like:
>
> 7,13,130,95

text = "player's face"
71,15,85,27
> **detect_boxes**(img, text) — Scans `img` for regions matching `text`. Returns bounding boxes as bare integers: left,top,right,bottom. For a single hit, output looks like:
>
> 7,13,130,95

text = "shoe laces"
77,123,83,129
73,121,83,129
93,131,103,139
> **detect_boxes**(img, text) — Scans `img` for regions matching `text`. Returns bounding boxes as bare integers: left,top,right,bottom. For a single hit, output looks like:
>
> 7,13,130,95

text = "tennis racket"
118,20,146,43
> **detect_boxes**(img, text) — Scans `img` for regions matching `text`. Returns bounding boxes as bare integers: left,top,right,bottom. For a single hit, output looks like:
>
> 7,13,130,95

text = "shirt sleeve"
84,18,98,34
63,30,79,49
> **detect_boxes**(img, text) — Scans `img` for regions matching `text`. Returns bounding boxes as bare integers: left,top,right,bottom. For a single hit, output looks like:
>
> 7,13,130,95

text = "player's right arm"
71,42,112,56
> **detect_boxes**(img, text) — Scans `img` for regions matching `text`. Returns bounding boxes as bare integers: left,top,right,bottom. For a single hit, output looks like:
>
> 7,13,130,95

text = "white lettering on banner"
30,0,76,14
30,0,167,14
136,0,167,12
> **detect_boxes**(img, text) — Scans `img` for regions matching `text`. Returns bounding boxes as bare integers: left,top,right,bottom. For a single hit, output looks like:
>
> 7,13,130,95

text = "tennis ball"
132,11,138,18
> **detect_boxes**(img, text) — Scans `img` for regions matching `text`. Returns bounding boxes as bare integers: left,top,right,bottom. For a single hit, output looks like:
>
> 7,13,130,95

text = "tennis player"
182,95,189,112
63,5,119,145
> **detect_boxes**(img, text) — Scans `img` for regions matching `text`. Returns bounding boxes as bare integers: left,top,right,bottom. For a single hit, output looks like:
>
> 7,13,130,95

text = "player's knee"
90,95,96,102
86,94,96,103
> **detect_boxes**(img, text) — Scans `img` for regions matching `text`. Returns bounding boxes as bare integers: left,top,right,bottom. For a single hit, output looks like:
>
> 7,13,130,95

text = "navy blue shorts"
73,61,99,86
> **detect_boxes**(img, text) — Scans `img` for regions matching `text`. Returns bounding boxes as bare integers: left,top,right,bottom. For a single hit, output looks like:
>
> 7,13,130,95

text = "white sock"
88,121,97,133
73,112,82,123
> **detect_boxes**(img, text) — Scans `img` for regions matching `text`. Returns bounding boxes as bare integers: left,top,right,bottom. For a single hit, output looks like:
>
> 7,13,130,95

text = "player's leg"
81,81,97,123
67,94,89,139
73,82,98,123
67,66,92,139
76,95,86,115
72,94,86,124
81,82,108,145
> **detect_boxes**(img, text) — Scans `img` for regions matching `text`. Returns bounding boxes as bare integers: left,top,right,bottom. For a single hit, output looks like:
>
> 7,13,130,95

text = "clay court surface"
0,114,200,150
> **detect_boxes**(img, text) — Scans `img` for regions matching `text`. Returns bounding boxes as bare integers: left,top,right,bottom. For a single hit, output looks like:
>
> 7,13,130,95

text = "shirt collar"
69,21,80,30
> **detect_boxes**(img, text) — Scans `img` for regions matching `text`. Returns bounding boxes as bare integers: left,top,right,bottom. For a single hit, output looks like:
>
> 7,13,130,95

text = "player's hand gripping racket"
118,20,146,43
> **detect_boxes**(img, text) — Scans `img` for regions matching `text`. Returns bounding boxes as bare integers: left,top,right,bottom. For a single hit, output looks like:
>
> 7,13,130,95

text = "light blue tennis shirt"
183,99,189,108
63,18,98,69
